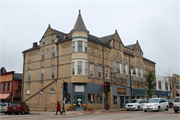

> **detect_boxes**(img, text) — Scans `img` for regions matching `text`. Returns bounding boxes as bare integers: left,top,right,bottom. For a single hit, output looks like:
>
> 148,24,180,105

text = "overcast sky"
0,0,179,76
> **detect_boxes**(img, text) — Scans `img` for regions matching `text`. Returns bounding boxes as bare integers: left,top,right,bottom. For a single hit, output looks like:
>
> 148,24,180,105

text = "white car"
0,103,9,114
143,98,169,112
125,99,147,111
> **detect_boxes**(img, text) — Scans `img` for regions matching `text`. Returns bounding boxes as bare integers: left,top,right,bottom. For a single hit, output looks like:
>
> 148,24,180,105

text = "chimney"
64,34,68,39
33,42,37,48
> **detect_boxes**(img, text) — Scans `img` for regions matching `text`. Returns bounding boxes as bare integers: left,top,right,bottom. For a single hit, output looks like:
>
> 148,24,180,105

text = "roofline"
22,46,40,53
143,57,156,64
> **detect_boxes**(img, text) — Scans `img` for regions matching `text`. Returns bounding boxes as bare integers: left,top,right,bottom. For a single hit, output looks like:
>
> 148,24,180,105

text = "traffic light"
107,82,110,91
63,82,68,94
104,82,110,93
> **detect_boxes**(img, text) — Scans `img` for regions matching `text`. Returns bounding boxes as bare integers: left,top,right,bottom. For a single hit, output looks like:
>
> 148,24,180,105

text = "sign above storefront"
75,86,84,92
117,88,126,95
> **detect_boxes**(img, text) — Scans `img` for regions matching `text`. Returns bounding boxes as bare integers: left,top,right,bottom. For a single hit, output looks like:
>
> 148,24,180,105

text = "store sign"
75,86,84,92
117,88,126,95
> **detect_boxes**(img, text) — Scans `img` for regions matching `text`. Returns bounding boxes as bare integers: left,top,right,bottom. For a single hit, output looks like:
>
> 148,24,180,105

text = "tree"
146,71,156,99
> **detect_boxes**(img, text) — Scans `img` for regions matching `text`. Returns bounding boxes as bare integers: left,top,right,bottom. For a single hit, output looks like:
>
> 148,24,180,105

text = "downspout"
103,45,104,81
56,43,59,82
21,53,25,102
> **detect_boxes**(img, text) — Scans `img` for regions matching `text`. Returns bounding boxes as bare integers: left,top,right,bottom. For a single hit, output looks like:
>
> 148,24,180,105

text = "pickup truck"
172,97,180,113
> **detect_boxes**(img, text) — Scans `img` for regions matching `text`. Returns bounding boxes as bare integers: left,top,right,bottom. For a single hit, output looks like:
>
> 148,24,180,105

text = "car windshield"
0,103,7,106
9,103,21,106
130,100,140,103
148,99,159,103
174,98,180,102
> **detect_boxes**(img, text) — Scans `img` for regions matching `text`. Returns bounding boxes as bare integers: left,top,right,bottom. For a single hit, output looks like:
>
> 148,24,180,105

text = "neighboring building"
169,74,180,99
0,67,22,102
156,75,170,98
22,10,156,111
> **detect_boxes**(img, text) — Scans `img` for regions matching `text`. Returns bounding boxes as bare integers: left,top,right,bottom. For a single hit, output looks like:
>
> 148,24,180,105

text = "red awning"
0,93,11,99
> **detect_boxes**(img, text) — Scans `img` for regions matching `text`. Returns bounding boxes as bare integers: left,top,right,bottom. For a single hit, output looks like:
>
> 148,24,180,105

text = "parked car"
143,98,169,112
7,102,29,115
172,97,180,113
0,103,9,114
125,99,147,111
167,99,173,108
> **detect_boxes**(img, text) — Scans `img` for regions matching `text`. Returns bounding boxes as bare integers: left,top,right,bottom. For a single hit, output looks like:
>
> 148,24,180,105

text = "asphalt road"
1,108,180,120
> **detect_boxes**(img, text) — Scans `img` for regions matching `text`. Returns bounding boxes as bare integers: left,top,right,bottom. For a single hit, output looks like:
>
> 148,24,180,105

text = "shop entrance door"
75,95,84,109
120,96,124,108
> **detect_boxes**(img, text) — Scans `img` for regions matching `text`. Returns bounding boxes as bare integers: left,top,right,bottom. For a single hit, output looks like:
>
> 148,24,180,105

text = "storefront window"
126,96,130,103
96,94,102,104
88,94,95,104
65,94,71,104
113,96,118,104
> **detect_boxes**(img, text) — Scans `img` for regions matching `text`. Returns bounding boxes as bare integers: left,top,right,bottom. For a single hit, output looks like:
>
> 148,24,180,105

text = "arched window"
52,47,55,58
120,60,123,78
136,65,139,81
52,35,54,43
27,90,30,94
113,59,116,77
141,67,143,81
40,89,43,94
41,50,44,60
50,88,54,94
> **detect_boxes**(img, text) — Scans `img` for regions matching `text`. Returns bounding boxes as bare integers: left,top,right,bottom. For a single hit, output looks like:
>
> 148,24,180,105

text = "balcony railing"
16,89,21,95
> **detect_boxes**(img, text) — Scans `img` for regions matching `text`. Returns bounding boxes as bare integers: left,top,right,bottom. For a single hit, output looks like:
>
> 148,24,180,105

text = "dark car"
7,102,29,115
167,99,173,108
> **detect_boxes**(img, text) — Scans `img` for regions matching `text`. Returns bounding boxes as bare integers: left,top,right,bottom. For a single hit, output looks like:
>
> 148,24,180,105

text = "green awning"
132,88,145,96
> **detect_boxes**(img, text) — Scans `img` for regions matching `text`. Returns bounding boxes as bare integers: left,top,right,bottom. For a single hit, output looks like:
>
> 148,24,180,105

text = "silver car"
172,97,180,113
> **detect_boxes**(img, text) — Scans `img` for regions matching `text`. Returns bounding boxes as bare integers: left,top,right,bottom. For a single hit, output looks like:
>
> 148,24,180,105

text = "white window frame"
120,61,123,78
40,89,43,94
85,42,87,53
136,65,139,81
98,65,102,78
27,89,30,94
50,88,54,94
72,62,75,75
52,47,55,58
52,35,54,43
41,68,44,80
113,59,116,77
51,66,55,79
90,64,94,77
78,41,82,52
28,70,31,81
125,62,128,75
78,61,82,75
105,67,109,79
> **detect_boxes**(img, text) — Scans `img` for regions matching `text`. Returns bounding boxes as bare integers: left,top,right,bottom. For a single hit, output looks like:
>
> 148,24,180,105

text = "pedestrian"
55,101,62,115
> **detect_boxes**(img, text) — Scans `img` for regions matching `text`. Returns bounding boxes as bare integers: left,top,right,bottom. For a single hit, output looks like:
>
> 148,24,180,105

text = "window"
18,82,21,89
43,38,45,46
7,83,10,91
90,64,94,77
113,41,115,48
72,62,75,75
119,43,121,50
72,42,75,52
27,90,30,94
78,41,82,52
85,42,87,53
78,61,82,75
105,67,109,79
88,94,95,104
65,94,71,104
51,66,55,78
41,50,44,60
41,68,44,80
136,66,139,81
52,47,55,58
125,62,128,75
141,67,143,81
158,81,161,89
113,96,119,104
28,70,31,81
98,65,102,78
85,62,87,75
50,88,54,94
120,61,123,78
40,89,43,94
96,94,102,104
165,82,168,90
52,35,54,43
131,64,134,81
3,83,5,91
113,59,116,77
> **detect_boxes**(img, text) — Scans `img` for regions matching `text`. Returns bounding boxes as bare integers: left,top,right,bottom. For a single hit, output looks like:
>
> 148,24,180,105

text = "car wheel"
137,106,140,111
174,110,178,113
21,110,25,115
126,109,129,111
157,106,160,112
144,110,147,112
8,113,11,115
27,109,29,114
165,106,168,111
15,113,18,115
5,112,7,114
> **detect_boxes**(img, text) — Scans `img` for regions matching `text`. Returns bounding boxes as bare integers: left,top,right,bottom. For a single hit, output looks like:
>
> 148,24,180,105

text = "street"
0,108,180,120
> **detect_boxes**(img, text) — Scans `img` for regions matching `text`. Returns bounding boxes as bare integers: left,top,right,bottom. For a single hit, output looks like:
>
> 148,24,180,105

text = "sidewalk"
30,108,126,116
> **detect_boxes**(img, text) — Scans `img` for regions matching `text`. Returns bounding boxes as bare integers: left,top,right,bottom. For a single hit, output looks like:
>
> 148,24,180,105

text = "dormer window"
43,38,45,46
52,35,54,43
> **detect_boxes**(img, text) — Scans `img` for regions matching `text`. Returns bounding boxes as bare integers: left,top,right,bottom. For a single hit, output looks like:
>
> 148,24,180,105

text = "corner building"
22,11,156,111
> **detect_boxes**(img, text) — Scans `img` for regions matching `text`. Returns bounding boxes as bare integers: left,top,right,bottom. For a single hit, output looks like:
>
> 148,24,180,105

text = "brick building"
22,10,156,111
169,74,180,99
0,67,22,102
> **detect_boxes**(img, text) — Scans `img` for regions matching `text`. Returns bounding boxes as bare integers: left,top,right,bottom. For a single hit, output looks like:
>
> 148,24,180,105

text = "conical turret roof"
73,10,87,30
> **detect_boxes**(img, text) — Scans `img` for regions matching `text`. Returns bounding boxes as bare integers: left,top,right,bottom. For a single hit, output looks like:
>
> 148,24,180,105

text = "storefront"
157,90,170,98
65,83,103,109
132,88,157,99
112,86,130,108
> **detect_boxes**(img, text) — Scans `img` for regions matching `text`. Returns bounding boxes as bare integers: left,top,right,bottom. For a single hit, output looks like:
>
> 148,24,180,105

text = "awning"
157,90,168,96
132,88,145,96
146,89,156,95
0,93,11,99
